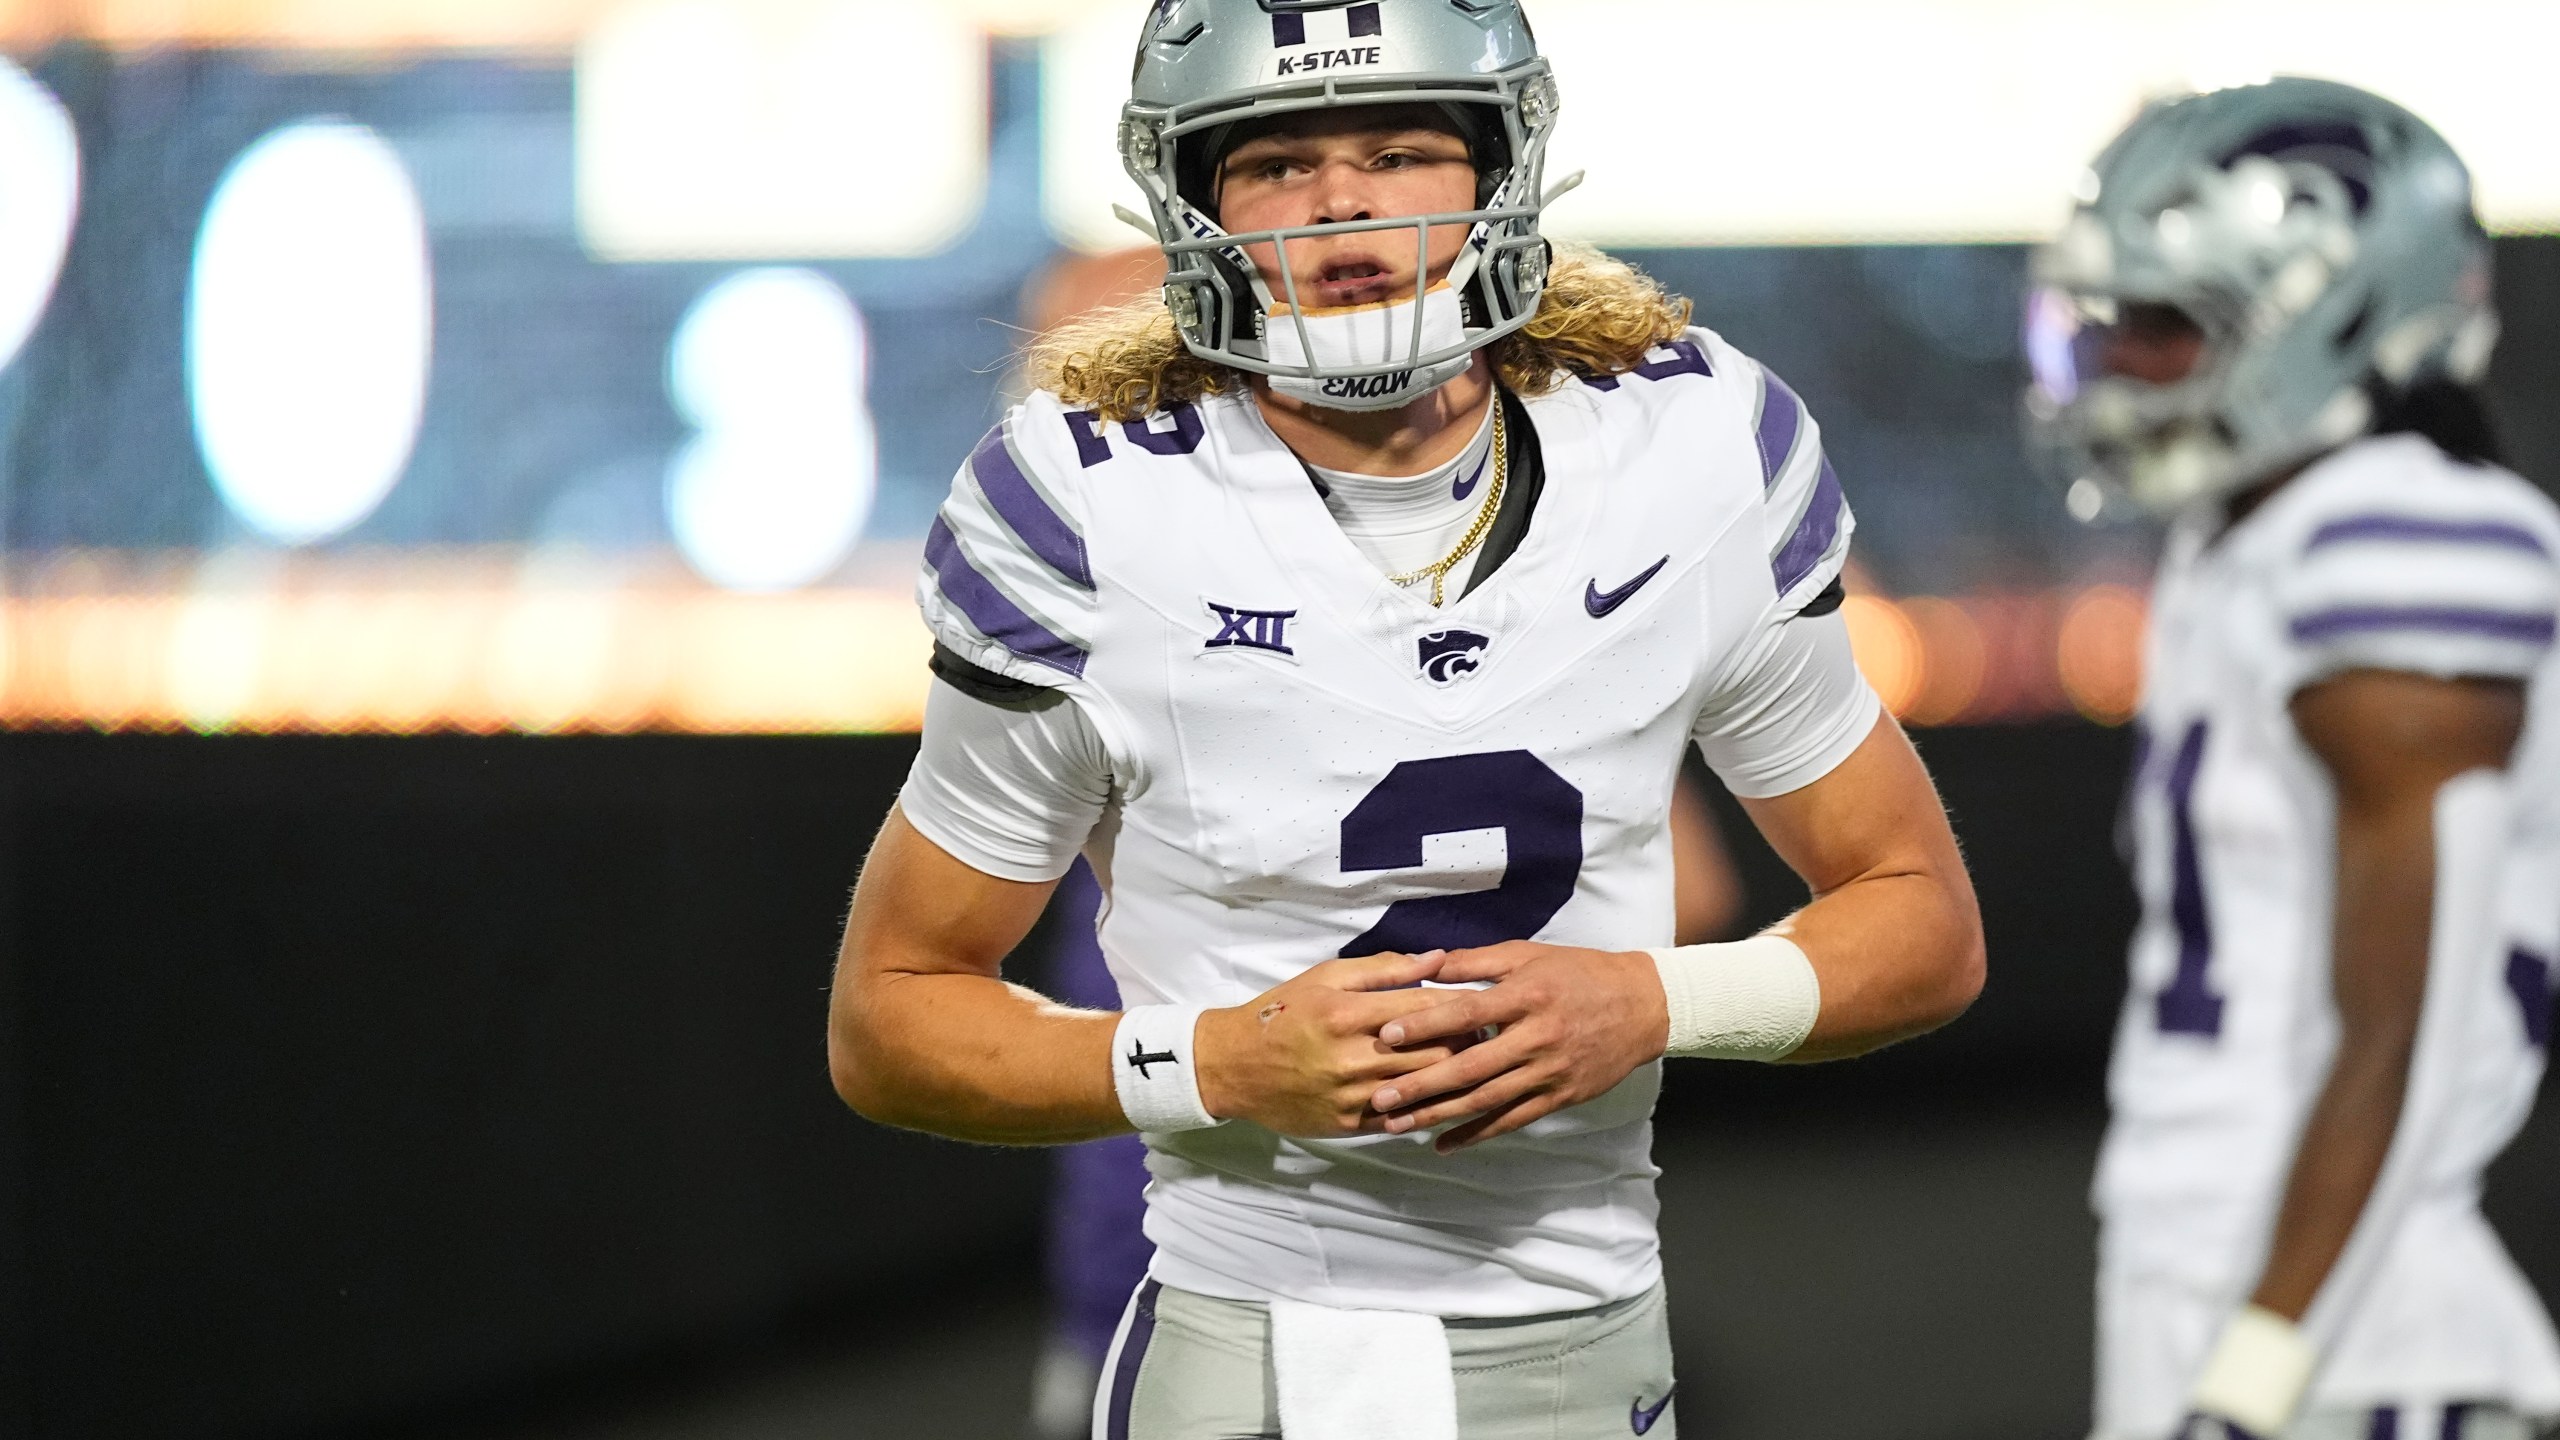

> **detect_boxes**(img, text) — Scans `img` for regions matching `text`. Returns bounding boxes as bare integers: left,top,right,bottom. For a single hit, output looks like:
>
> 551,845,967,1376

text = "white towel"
1269,1298,1460,1440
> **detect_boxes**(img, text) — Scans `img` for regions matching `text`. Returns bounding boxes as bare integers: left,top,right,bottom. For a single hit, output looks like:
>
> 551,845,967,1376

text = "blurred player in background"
1015,248,1749,1438
830,3,1985,1436
2029,78,2560,1440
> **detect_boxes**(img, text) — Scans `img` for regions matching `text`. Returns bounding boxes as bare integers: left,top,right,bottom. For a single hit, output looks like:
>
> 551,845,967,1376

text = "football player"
2027,79,2560,1440
1010,244,1753,1440
829,4,1985,1437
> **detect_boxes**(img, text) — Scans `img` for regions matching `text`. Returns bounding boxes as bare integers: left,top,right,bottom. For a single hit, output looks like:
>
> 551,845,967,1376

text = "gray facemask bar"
1125,63,1557,382
1162,205,1541,381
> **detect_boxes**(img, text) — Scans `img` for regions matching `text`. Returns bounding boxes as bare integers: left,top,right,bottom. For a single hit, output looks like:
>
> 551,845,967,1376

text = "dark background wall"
0,726,2550,1439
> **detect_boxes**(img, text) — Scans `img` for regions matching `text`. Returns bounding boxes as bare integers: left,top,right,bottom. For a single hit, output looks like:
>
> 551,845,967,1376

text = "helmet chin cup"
2126,432,2229,514
1261,285,1475,412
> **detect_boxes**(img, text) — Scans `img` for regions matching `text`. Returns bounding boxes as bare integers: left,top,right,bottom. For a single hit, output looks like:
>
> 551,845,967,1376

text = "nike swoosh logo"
1452,451,1488,502
1631,1385,1676,1435
1585,556,1670,618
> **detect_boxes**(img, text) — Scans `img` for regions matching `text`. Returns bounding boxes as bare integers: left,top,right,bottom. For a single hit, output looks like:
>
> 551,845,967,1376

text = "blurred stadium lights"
574,0,988,260
1,552,932,735
0,560,2137,734
663,268,880,590
0,56,76,374
1841,584,2146,728
0,0,1100,51
186,120,432,545
1045,0,2560,251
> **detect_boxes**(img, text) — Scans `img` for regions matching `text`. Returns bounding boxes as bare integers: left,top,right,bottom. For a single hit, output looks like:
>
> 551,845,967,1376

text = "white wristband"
1647,935,1820,1061
1111,1004,1222,1133
2190,1305,2316,1437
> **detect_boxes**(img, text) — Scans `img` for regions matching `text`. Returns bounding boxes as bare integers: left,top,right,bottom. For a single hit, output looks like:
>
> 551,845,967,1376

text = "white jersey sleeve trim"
898,675,1112,884
1692,609,1882,800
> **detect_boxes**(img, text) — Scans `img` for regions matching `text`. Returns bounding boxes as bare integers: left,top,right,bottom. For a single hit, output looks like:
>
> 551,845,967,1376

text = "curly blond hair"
1026,243,1695,422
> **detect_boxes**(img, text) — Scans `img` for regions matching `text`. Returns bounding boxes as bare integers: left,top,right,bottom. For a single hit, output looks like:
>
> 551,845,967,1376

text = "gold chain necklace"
1384,402,1507,608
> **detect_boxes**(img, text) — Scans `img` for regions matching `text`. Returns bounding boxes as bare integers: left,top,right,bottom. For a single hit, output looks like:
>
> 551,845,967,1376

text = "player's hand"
1194,951,1472,1139
1364,941,1669,1153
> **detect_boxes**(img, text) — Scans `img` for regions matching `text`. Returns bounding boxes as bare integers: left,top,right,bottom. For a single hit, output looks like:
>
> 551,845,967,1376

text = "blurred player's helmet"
2024,78,2497,516
1121,0,1559,410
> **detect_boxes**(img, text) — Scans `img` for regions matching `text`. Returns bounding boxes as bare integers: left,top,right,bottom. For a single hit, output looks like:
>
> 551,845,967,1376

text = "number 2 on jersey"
2155,720,2227,1037
1337,751,1585,957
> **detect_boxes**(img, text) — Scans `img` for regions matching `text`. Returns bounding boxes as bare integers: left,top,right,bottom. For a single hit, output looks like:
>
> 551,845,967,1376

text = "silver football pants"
2288,1405,2541,1440
1093,1279,1680,1440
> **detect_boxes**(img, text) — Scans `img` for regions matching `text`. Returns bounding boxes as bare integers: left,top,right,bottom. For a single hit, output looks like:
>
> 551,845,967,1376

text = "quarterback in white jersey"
2028,80,2560,1440
829,4,1984,1437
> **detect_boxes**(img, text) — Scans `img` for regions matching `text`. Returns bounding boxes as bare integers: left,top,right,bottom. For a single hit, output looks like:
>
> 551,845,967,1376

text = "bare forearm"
1727,718,1985,1064
2251,1037,2414,1319
825,808,1126,1146
1777,867,1985,1061
830,966,1125,1144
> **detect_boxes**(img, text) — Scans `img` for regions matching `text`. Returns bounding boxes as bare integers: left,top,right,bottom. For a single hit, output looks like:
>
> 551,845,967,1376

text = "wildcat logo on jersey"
1417,629,1491,685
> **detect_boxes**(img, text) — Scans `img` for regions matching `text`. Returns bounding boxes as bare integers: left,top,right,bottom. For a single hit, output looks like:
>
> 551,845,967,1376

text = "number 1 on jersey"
2156,720,2227,1037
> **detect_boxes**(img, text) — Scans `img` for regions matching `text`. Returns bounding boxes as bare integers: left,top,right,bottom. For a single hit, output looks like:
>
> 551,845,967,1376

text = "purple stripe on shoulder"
2307,513,2550,557
1771,454,1846,596
970,425,1094,591
2367,1405,2399,1440
1754,368,1805,491
925,517,1089,678
2289,605,2559,645
2510,950,2553,1050
1105,1279,1162,1440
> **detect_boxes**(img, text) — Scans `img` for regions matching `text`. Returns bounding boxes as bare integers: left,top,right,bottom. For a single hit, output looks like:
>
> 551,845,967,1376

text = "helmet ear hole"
2332,296,2375,353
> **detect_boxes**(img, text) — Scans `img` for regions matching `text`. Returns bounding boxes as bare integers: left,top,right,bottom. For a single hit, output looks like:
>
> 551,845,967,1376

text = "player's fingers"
1331,986,1462,1035
1428,942,1538,985
1434,1091,1565,1153
1316,949,1447,992
1383,1062,1548,1136
1378,987,1524,1048
1368,1029,1536,1114
1360,1037,1473,1076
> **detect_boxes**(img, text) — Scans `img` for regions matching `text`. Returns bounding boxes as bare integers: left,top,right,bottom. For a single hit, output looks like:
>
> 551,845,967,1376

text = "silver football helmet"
2024,77,2498,516
1120,0,1561,402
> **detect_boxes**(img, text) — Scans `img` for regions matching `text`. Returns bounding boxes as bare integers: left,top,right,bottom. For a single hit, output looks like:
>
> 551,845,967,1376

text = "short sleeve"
2273,477,2560,689
1750,359,1856,618
917,398,1098,688
899,677,1113,883
1692,610,1883,799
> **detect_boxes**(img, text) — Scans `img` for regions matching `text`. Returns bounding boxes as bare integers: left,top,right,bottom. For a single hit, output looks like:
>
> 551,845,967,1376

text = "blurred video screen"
1,0,2553,734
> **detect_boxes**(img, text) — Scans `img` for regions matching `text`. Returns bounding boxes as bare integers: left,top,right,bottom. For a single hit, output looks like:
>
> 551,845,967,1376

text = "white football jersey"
914,328,1873,1318
2097,434,2560,1434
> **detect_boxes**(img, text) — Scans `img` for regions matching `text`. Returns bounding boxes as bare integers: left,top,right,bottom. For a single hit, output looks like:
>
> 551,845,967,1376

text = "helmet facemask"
1122,64,1561,412
2028,151,2376,517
